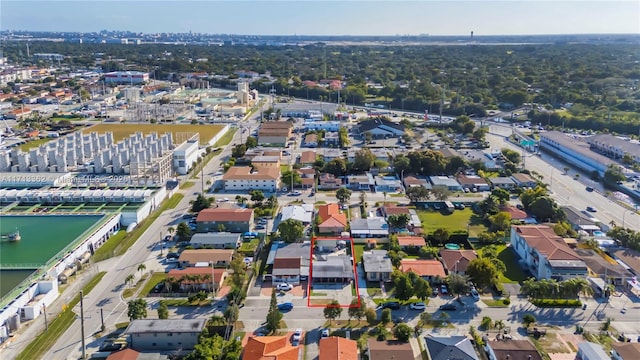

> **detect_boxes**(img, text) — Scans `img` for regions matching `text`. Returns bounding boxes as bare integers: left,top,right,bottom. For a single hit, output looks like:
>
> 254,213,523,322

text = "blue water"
593,231,606,237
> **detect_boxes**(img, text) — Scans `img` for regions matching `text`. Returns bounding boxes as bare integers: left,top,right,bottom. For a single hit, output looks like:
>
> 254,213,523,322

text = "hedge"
532,299,582,307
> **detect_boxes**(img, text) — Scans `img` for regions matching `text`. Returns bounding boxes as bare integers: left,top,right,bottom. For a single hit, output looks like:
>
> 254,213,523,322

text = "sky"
1,0,639,36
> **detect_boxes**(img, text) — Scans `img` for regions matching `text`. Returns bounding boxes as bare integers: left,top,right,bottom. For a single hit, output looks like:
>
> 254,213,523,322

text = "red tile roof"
318,204,347,226
107,349,140,360
438,249,478,273
397,236,426,247
400,259,446,278
244,335,300,360
382,205,410,216
300,151,317,164
274,258,301,269
501,205,528,220
196,208,253,222
513,225,582,261
319,337,358,360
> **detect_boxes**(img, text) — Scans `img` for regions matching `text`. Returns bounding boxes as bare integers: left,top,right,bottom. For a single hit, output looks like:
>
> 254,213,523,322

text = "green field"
417,208,486,235
18,138,52,151
85,123,226,145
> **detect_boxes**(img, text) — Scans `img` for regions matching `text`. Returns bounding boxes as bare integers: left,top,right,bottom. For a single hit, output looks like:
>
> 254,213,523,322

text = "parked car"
276,283,293,291
440,285,448,294
470,289,480,300
321,329,330,338
586,206,597,213
255,224,266,230
278,302,294,311
381,301,401,310
409,302,426,310
439,304,457,311
292,328,303,345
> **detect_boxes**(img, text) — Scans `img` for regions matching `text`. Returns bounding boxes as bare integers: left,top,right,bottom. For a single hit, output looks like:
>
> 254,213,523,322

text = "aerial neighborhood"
0,29,639,360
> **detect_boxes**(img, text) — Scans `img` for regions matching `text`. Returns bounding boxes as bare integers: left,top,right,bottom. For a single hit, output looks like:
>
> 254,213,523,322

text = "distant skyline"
2,1,639,36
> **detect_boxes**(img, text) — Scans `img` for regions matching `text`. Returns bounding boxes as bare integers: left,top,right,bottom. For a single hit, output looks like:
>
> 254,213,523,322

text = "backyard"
416,207,487,237
476,244,528,283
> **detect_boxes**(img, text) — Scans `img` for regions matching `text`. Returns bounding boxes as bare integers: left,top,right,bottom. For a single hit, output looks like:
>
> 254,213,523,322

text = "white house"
222,166,280,192
510,225,587,281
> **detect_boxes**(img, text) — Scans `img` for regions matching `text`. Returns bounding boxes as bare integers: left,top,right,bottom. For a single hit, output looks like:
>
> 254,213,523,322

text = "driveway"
309,282,355,305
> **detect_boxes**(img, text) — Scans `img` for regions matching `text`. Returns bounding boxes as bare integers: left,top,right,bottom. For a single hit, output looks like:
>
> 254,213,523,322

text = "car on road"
278,302,294,311
321,329,330,338
585,186,594,192
409,302,426,310
586,206,597,213
470,289,480,300
289,191,302,196
381,301,401,310
292,328,303,345
255,224,266,230
439,304,457,311
440,285,448,294
276,283,293,291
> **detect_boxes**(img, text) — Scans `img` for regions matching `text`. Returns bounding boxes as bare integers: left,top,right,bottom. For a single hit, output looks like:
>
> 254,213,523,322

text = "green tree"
447,273,470,299
380,308,392,324
405,186,431,203
231,143,247,158
352,148,376,172
431,185,452,201
127,299,148,320
265,291,283,334
393,271,414,301
281,170,301,188
125,274,135,288
137,263,146,276
336,187,352,204
489,212,512,232
249,190,265,205
323,158,347,176
324,300,343,325
157,301,169,319
266,195,278,209
432,227,450,244
387,214,410,229
176,221,192,240
394,323,413,342
245,136,258,148
413,277,432,300
365,308,377,325
466,257,501,289
191,193,211,212
277,219,304,243
224,303,240,323
522,313,536,328
348,298,367,322
491,188,511,204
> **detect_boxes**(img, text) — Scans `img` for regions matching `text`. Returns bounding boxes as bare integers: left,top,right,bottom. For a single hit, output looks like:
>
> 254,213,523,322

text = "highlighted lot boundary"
307,236,361,308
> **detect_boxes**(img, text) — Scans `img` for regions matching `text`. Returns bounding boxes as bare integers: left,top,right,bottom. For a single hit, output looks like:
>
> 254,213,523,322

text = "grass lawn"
353,244,366,263
18,138,52,151
239,239,259,253
16,272,106,360
482,299,510,307
416,208,486,235
180,181,195,189
139,272,167,297
122,273,148,299
280,164,290,173
213,128,236,147
85,123,226,145
476,244,528,283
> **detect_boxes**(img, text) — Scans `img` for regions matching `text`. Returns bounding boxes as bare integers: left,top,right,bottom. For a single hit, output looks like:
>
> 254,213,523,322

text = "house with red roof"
439,249,478,275
317,204,348,234
243,334,301,360
510,225,587,280
500,205,529,221
319,337,358,360
397,236,426,250
167,267,227,293
400,259,446,282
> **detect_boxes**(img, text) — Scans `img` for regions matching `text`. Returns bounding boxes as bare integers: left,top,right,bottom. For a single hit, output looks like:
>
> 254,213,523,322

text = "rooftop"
424,336,478,360
429,176,461,187
513,225,584,262
244,335,300,360
368,339,418,360
439,249,478,272
319,337,358,360
196,207,254,222
611,342,640,359
488,339,542,360
312,255,354,279
540,131,617,167
400,259,446,278
363,250,393,273
222,166,280,180
126,319,206,334
397,236,426,247
177,249,234,264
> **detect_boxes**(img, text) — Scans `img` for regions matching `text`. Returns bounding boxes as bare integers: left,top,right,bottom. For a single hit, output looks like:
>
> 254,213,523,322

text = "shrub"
502,298,511,305
532,299,581,307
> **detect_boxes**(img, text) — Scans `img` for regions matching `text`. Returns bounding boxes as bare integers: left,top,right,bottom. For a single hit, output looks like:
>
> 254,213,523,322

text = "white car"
276,283,293,291
292,328,303,345
409,302,426,310
470,289,480,300
321,329,329,338
440,285,448,294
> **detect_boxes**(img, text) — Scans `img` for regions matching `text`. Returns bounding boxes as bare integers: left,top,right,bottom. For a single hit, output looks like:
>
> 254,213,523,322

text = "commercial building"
172,136,199,175
356,118,405,138
510,225,587,280
104,71,149,84
196,208,254,233
539,131,618,177
586,134,640,166
258,121,293,145
125,319,206,351
222,166,280,192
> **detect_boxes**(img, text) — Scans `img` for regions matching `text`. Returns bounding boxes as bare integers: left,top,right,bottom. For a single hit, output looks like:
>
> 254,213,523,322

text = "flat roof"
126,319,206,334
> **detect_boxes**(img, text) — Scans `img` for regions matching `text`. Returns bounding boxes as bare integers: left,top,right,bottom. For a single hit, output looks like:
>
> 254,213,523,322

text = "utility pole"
100,308,105,332
80,290,86,360
43,304,48,331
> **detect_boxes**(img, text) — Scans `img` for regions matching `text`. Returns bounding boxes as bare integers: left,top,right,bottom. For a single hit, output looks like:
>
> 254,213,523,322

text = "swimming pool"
593,231,606,237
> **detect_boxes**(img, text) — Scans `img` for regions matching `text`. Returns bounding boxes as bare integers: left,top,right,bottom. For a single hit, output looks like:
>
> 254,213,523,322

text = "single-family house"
424,336,478,360
269,242,311,285
486,339,542,360
350,217,389,238
439,249,478,275
297,167,316,188
368,339,420,360
317,204,348,234
318,173,343,190
222,166,280,192
280,204,314,224
576,342,609,360
362,250,393,282
125,319,206,351
610,248,640,276
437,147,462,159
323,131,339,146
319,337,358,360
403,176,432,190
319,148,342,161
189,232,241,249
489,177,517,190
107,349,169,360
243,335,301,360
357,118,405,138
561,206,600,233
510,225,588,280
574,248,633,285
380,204,410,218
397,236,426,250
299,150,317,166
312,255,354,283
500,205,530,222
374,175,403,193
347,173,375,191
178,249,234,268
196,208,254,233
429,176,463,191
456,174,491,192
460,150,499,170
304,133,318,147
167,267,227,292
400,259,446,282
610,342,640,360
511,173,537,188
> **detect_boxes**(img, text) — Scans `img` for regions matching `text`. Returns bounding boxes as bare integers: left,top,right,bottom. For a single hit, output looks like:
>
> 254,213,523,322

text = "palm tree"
167,227,175,235
125,274,135,288
137,263,146,276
